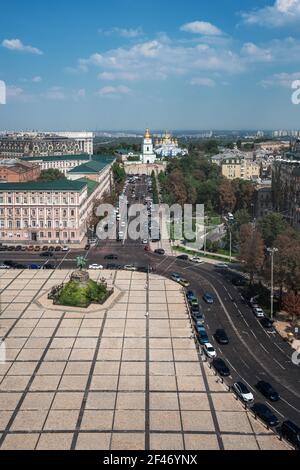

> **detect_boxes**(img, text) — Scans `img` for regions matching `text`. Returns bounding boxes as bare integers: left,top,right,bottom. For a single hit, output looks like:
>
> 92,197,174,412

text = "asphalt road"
1,174,300,432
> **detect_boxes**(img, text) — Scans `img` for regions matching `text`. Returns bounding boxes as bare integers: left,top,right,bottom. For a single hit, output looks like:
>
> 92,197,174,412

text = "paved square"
0,269,288,450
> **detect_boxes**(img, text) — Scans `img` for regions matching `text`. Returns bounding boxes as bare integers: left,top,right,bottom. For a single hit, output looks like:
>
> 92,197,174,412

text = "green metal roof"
21,154,92,163
68,160,110,174
77,178,99,196
0,180,87,192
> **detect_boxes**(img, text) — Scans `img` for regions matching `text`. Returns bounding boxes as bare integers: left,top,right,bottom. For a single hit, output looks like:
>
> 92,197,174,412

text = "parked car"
106,263,121,270
260,317,274,329
62,246,69,252
40,252,54,258
253,306,265,318
212,358,230,377
191,256,204,264
190,298,199,307
203,343,217,359
251,403,279,427
0,263,10,269
231,276,247,287
55,246,62,252
123,265,137,271
192,308,204,322
27,245,34,252
232,382,254,403
43,263,56,270
48,246,55,252
7,246,15,251
15,246,22,252
179,278,190,288
280,421,300,449
34,246,41,252
42,246,49,251
89,264,103,270
186,291,196,302
171,273,181,283
154,249,165,255
144,245,151,252
203,292,214,304
29,264,42,270
197,327,209,345
216,263,228,269
195,315,205,326
215,329,229,345
256,381,280,402
104,254,118,260
177,254,189,261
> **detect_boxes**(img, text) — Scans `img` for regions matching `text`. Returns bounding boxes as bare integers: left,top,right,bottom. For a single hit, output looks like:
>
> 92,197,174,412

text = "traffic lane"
191,263,298,368
152,257,300,425
185,265,300,426
212,268,296,363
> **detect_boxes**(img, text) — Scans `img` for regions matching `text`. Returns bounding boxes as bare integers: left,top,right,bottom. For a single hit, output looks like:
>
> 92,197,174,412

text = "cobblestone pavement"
0,269,288,450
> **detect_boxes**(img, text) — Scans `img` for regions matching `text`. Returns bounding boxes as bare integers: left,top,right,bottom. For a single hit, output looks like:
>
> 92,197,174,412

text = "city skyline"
1,0,300,130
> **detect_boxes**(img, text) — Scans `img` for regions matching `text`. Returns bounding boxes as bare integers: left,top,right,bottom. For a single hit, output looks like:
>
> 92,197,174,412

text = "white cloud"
32,76,42,83
2,38,43,55
98,71,139,81
261,71,300,88
190,77,216,87
97,85,131,97
241,0,300,27
241,42,273,62
43,87,66,101
99,27,143,38
180,21,223,36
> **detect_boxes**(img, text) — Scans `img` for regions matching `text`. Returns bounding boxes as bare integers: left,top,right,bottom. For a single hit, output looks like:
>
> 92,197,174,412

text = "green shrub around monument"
55,279,111,308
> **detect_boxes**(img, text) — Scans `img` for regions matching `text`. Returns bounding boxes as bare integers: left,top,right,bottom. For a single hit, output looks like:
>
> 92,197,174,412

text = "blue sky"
1,0,300,130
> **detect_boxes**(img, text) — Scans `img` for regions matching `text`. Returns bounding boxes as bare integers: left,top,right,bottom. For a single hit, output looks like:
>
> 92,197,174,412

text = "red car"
144,245,151,252
27,245,34,252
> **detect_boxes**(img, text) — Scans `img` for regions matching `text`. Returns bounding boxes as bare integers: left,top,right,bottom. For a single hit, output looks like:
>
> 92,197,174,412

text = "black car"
212,358,230,377
15,263,28,269
177,254,189,261
105,254,118,260
4,260,17,268
106,263,121,270
231,276,247,287
154,248,165,255
281,421,300,449
256,381,280,401
85,244,91,251
260,318,274,329
251,403,279,427
215,329,229,345
43,263,56,270
7,246,15,251
15,246,22,251
137,266,148,273
40,252,54,258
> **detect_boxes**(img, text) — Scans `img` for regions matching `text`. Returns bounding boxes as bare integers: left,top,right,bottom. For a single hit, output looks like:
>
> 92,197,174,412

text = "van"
281,421,300,449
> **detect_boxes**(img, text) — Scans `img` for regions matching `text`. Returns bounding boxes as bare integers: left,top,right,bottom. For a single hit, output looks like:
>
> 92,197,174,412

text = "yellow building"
221,158,260,180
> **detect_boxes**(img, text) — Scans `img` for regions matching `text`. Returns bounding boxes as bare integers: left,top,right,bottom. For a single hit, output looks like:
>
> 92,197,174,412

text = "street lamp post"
267,247,278,321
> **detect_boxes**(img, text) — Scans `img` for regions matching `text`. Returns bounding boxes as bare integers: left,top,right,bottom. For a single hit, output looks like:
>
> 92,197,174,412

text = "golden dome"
144,128,151,139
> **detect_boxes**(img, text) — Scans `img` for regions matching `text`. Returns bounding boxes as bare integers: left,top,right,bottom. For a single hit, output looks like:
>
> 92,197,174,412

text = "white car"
0,263,9,269
232,382,254,403
124,265,137,271
203,343,217,359
62,246,69,252
216,263,228,269
191,257,204,264
253,306,265,318
89,264,103,270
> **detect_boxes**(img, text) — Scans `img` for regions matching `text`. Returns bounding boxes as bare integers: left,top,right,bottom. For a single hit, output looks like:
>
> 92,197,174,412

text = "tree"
239,224,265,283
38,169,66,181
219,180,236,213
257,212,287,248
283,292,300,325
